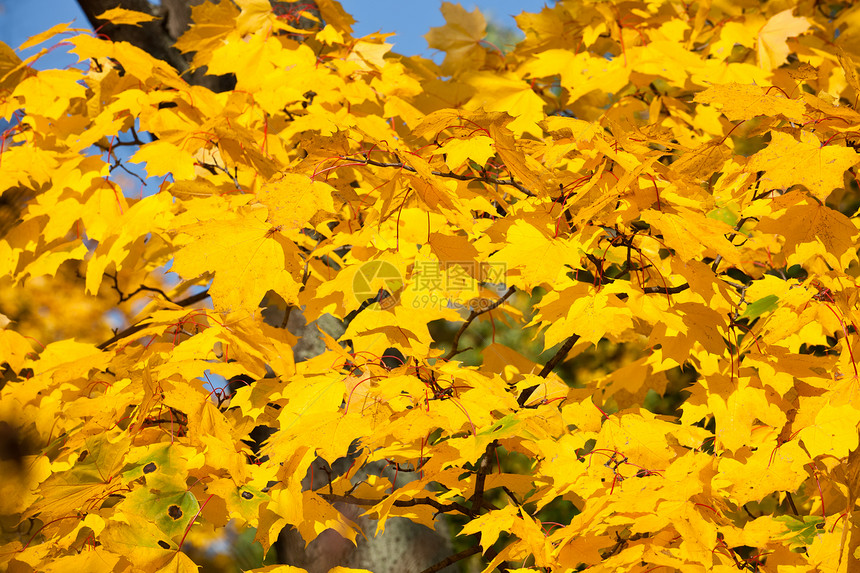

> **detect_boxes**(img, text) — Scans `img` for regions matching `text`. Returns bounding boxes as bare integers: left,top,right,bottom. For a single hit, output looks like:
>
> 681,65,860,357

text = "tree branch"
318,493,473,516
517,333,580,407
419,545,482,573
637,283,690,296
104,272,172,304
338,157,535,197
97,289,210,350
444,287,516,361
470,440,498,517
537,334,579,379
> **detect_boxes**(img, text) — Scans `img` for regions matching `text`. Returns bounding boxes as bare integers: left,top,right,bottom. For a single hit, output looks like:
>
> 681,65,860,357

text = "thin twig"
483,544,511,572
539,334,579,378
712,217,751,273
639,284,690,295
444,287,516,361
318,493,473,516
570,264,690,299
109,160,148,186
105,272,173,304
518,333,580,407
343,291,396,326
97,289,210,350
729,282,751,322
786,492,799,515
419,545,483,573
501,486,520,506
197,158,241,190
338,156,535,197
613,283,690,300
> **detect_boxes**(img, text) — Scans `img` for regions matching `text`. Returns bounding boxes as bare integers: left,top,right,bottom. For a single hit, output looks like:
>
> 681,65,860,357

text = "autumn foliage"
3,0,860,570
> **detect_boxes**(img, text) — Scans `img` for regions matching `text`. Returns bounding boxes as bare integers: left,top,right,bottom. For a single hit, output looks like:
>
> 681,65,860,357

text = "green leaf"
742,294,779,319
774,514,824,548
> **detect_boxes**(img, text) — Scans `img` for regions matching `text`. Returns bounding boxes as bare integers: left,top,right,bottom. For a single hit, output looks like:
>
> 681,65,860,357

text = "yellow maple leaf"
11,69,86,118
488,122,554,196
489,220,580,290
524,49,630,108
642,208,743,268
235,0,278,35
24,433,131,522
628,40,706,87
257,173,336,232
460,503,518,552
753,131,860,202
709,21,758,60
757,9,810,70
174,0,240,63
94,7,158,26
0,329,34,372
693,82,806,122
18,21,74,51
534,282,635,348
425,2,486,76
716,440,808,506
0,41,27,94
341,303,434,357
756,198,859,270
99,513,196,570
130,141,197,180
69,34,184,87
172,208,302,314
464,72,546,135
797,403,860,458
347,40,393,70
432,134,495,170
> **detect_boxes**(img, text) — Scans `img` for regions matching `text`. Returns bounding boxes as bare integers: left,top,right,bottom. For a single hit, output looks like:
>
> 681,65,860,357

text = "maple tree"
4,0,860,571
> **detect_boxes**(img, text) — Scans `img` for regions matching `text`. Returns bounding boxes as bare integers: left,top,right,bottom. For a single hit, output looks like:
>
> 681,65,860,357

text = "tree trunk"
75,0,189,74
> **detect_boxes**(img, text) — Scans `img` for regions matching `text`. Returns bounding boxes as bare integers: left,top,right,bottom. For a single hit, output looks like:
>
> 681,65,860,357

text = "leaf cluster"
2,0,860,571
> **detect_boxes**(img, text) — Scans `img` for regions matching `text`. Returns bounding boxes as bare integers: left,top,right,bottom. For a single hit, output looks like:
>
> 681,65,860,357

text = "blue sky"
0,1,549,67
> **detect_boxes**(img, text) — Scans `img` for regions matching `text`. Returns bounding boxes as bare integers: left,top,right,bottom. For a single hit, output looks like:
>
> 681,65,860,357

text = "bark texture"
76,0,190,73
